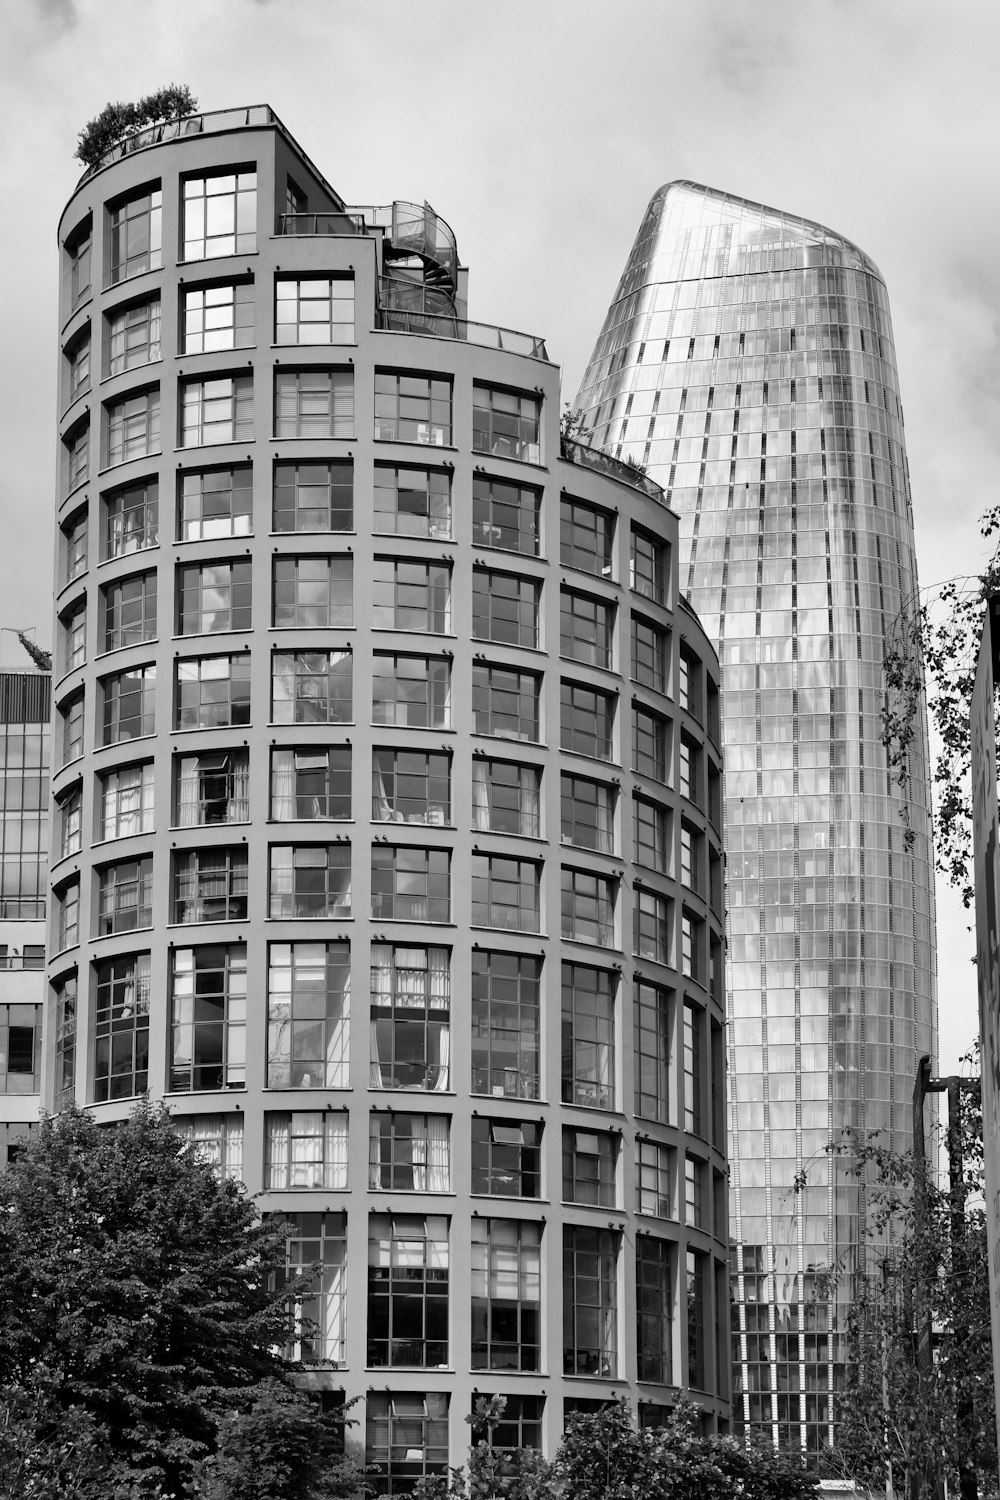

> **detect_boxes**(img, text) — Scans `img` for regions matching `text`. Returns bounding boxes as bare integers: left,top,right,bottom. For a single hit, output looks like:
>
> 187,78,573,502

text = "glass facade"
575,182,937,1453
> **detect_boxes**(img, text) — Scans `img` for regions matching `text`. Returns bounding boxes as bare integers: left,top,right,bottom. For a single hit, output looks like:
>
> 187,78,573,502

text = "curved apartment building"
574,183,937,1452
49,110,728,1481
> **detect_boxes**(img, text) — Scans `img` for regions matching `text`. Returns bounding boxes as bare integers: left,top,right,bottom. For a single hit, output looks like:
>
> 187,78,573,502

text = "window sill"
271,721,357,730
99,451,163,480
96,923,155,939
98,544,161,570
468,924,545,938
470,828,545,845
97,638,159,661
102,264,163,295
171,723,254,736
100,356,163,388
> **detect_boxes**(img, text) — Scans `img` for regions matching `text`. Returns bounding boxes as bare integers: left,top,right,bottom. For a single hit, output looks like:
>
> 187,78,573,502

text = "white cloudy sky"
1,0,996,1070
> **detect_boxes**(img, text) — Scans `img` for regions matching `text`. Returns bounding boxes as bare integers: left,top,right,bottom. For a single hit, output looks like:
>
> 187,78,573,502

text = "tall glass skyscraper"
574,183,937,1451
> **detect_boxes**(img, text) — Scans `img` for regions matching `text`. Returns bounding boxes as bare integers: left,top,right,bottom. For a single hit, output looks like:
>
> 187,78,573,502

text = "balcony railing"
78,105,276,182
347,201,458,287
279,212,366,237
376,306,549,361
560,436,666,502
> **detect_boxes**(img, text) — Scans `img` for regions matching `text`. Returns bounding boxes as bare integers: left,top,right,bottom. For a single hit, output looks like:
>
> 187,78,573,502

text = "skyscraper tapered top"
575,180,937,1453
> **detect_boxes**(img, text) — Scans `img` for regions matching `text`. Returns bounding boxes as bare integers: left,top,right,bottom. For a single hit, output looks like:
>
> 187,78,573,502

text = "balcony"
77,105,277,182
560,435,666,503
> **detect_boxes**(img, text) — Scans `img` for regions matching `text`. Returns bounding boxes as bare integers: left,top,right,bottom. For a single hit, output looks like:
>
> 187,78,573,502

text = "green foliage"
198,1382,368,1500
75,85,197,170
881,509,1000,905
819,1055,998,1498
0,1103,357,1500
414,1396,815,1500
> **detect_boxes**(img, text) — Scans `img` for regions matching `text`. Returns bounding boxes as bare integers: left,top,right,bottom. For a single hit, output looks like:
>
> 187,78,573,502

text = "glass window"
680,821,701,892
637,1238,673,1382
276,276,354,344
630,527,667,604
563,1127,616,1207
108,297,161,374
370,944,450,1091
472,474,539,555
60,604,86,674
633,795,669,871
685,1153,706,1228
561,774,614,853
173,846,248,923
108,188,161,283
687,1250,706,1389
64,510,88,582
366,1392,449,1498
67,329,91,399
107,389,159,467
271,746,351,821
374,465,450,539
373,749,450,825
93,952,150,1101
634,888,671,965
272,649,352,724
561,962,615,1110
277,1212,347,1366
102,665,155,744
275,369,353,438
105,478,158,558
66,420,89,492
368,1113,450,1191
681,909,703,983
632,616,668,692
473,570,539,648
561,681,614,760
182,282,254,354
636,1138,673,1217
181,375,252,447
179,466,252,542
471,854,540,932
561,498,613,577
635,980,671,1123
269,845,351,919
176,653,251,729
472,758,540,837
176,1114,244,1181
371,846,449,923
273,460,352,533
169,943,247,1092
471,1219,541,1371
267,941,350,1089
470,1117,541,1195
367,1214,449,1368
182,171,257,260
266,1114,349,1190
54,974,77,1106
373,559,450,634
0,1004,41,1093
375,370,452,445
562,868,616,947
175,750,249,826
177,560,251,635
97,856,153,934
57,783,82,858
561,590,614,669
684,1001,704,1135
473,665,539,742
633,705,669,782
67,219,92,308
472,385,540,463
273,556,353,627
471,951,540,1101
56,878,80,952
373,653,450,729
102,572,157,652
100,761,154,840
472,1394,543,1452
563,1226,618,1377
679,733,701,806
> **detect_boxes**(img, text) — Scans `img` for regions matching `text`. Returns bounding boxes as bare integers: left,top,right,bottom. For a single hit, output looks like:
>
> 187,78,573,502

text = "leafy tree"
817,1061,997,1499
0,1103,363,1500
76,85,197,170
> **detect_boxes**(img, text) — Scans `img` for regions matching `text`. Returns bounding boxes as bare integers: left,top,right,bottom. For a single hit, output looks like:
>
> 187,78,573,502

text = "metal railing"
279,212,366,237
78,105,276,182
375,306,549,361
347,201,458,287
559,436,666,502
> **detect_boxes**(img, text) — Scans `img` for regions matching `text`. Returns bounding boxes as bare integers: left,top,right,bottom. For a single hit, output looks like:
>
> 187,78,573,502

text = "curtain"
325,977,350,1087
320,1249,347,1363
290,1112,324,1187
428,947,449,1007
176,760,199,826
596,789,612,852
369,1018,383,1088
324,1112,348,1188
426,1114,449,1191
368,1116,384,1188
271,750,296,821
372,757,394,821
432,1027,450,1091
230,756,250,821
472,762,489,831
411,1130,427,1192
268,1114,290,1188
522,770,540,835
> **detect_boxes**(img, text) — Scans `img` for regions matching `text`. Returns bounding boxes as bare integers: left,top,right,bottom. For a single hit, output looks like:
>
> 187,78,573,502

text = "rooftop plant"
75,84,198,170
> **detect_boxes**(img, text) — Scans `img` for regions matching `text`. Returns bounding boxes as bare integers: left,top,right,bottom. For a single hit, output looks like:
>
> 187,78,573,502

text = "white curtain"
176,759,200,827
369,1018,383,1088
431,1027,450,1091
472,762,490,831
426,1114,449,1190
267,1114,290,1188
522,770,540,835
230,756,250,821
271,750,296,821
372,757,394,821
325,976,350,1087
323,1112,348,1188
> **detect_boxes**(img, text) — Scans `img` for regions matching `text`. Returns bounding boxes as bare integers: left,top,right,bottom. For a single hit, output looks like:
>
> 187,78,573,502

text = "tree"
413,1396,815,1500
75,85,197,170
0,1103,364,1500
818,1061,998,1499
